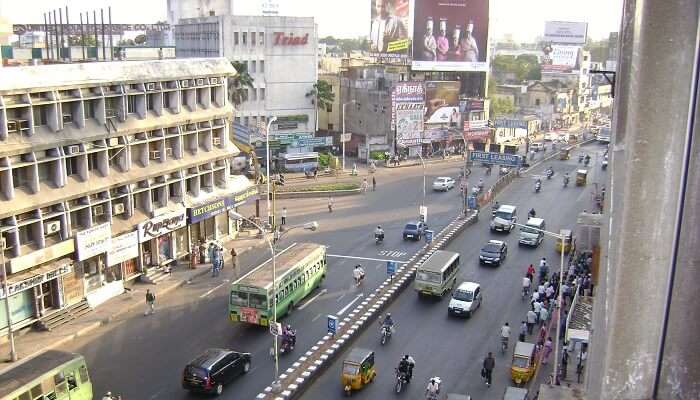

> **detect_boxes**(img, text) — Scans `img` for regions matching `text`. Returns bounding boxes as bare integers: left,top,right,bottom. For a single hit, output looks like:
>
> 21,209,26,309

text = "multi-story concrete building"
0,58,256,333
174,15,317,144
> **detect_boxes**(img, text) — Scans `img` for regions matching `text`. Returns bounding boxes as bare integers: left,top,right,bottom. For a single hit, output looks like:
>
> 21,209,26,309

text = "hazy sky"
2,0,623,41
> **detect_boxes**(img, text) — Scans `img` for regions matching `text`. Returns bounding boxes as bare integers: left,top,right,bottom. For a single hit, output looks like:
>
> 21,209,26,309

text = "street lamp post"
342,100,356,171
1,238,17,362
265,117,278,228
511,222,567,383
417,154,426,207
228,212,318,392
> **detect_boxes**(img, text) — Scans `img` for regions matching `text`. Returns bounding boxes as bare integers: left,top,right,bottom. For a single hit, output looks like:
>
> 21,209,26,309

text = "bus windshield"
249,294,268,309
230,291,248,307
417,270,442,283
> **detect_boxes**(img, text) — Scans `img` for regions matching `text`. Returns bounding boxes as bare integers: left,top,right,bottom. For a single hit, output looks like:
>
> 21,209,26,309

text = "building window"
242,32,247,45
251,89,257,101
251,32,256,46
33,106,48,126
535,99,541,106
251,60,256,73
84,100,95,119
87,152,100,173
244,116,249,126
147,94,156,111
260,88,265,100
328,123,334,131
259,32,264,45
127,96,137,114
65,157,79,177
327,104,333,112
260,60,265,72
234,32,239,45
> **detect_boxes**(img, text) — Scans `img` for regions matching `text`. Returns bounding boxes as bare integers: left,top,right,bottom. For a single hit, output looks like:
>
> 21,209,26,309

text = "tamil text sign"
544,21,588,45
469,151,522,167
392,82,425,146
75,223,112,261
107,231,139,267
412,0,490,71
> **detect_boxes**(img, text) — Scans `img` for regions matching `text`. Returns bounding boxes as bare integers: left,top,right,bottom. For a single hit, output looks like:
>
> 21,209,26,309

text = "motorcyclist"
492,201,500,216
403,354,416,382
529,208,536,218
478,178,484,190
397,357,410,383
425,377,440,399
353,264,365,286
522,275,532,297
585,154,591,164
539,258,549,282
374,226,385,241
102,393,120,400
283,324,296,348
382,313,394,333
564,172,570,186
546,166,554,178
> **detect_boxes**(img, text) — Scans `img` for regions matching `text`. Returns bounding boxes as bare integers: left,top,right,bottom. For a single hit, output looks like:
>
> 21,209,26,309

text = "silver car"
432,177,456,191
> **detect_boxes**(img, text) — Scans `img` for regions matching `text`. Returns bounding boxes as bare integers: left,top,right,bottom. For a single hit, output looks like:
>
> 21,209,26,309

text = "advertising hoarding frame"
544,21,588,45
369,0,411,59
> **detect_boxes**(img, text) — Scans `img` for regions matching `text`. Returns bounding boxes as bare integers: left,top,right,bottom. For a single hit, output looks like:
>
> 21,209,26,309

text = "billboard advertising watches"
370,0,410,56
412,0,490,72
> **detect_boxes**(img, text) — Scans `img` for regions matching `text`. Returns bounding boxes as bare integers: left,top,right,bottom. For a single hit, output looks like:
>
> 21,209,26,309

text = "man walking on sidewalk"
144,289,155,315
281,207,287,225
482,352,495,387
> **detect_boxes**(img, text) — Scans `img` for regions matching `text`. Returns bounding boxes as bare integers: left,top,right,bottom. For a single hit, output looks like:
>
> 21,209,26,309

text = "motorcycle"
280,330,296,354
546,168,554,179
563,176,570,187
380,325,393,345
578,154,584,163
584,157,591,166
522,286,530,301
375,232,384,245
501,336,509,354
425,377,442,400
395,368,409,393
492,204,499,218
535,182,541,193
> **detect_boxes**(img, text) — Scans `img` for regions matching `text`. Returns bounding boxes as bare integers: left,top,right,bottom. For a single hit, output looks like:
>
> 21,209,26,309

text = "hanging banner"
107,231,139,267
75,223,112,261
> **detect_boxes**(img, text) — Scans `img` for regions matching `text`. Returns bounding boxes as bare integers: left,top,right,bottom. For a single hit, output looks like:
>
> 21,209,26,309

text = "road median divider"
256,211,478,400
274,182,362,199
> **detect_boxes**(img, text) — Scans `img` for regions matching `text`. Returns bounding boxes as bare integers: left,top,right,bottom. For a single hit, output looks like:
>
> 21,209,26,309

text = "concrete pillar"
588,0,700,399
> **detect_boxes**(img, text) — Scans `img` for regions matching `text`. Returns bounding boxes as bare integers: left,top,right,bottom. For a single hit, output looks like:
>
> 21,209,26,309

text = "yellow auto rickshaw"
576,169,588,186
559,146,572,160
511,342,537,385
342,348,376,395
556,229,574,253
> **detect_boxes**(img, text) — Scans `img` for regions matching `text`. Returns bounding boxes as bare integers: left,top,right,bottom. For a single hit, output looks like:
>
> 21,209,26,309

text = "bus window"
79,364,90,383
249,294,267,309
231,291,248,306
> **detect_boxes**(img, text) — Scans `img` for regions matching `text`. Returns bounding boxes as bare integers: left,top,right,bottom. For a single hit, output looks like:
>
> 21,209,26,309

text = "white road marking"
200,282,228,298
298,289,328,310
328,254,408,264
337,294,363,316
378,250,407,258
337,292,347,301
312,313,322,322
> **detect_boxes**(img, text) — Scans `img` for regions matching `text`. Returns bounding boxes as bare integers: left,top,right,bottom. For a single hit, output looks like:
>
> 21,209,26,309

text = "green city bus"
229,242,327,326
414,250,460,297
0,350,93,400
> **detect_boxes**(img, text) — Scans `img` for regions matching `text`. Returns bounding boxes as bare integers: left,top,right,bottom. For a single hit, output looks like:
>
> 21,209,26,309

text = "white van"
490,205,518,233
519,217,545,247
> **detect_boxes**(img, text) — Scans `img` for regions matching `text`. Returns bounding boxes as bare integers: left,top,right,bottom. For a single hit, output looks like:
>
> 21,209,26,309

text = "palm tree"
228,61,255,107
306,80,335,132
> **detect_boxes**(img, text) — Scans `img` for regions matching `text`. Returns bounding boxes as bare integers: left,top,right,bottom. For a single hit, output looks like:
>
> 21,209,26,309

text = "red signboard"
273,32,309,46
464,129,490,140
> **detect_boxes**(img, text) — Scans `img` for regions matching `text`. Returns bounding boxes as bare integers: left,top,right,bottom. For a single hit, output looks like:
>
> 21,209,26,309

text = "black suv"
182,348,251,395
479,240,508,266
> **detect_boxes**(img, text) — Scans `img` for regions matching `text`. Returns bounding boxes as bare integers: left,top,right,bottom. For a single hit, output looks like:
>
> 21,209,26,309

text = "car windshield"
417,271,442,283
405,224,418,230
482,244,501,253
342,363,360,375
495,211,513,220
522,225,539,234
513,356,530,368
453,290,474,302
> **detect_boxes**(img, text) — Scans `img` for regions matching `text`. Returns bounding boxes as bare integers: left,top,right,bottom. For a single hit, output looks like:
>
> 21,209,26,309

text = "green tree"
489,97,515,119
228,61,255,107
134,34,147,45
306,80,335,132
68,35,97,46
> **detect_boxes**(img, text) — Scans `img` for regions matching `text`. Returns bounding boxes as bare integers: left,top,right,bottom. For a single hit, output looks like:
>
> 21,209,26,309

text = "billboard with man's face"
370,0,410,58
412,0,489,71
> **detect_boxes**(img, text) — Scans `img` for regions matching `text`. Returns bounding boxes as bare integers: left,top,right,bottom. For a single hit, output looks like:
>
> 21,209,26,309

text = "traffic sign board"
469,151,522,167
327,315,338,335
425,230,434,243
269,322,282,336
387,261,397,275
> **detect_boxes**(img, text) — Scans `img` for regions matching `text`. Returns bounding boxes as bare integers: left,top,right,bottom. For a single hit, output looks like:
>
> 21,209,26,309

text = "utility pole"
1,238,17,362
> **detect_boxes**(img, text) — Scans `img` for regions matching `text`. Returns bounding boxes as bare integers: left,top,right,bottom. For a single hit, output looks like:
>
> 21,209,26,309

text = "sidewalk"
0,233,267,373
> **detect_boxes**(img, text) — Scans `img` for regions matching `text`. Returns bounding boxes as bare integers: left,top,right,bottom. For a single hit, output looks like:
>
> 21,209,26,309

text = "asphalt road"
301,142,608,400
61,157,511,399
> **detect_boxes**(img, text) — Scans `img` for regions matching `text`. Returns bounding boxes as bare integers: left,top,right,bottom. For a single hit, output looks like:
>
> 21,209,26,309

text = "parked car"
403,221,426,241
432,177,456,191
479,240,508,266
182,348,251,395
448,281,482,317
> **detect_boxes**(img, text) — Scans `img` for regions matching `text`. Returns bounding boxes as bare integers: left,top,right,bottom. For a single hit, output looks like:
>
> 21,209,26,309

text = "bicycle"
500,336,509,354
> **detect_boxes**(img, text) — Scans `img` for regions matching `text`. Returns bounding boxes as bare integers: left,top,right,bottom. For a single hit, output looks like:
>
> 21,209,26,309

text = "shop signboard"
392,82,425,143
542,45,580,73
464,128,491,140
469,150,522,167
544,21,588,45
412,0,490,71
107,231,139,267
189,198,229,224
9,239,74,274
137,209,187,243
495,118,528,129
1,262,72,299
460,99,485,113
232,186,260,207
75,223,112,261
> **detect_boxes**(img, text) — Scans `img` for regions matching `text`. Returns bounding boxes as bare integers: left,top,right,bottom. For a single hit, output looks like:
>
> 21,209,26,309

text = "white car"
448,281,482,317
432,177,456,191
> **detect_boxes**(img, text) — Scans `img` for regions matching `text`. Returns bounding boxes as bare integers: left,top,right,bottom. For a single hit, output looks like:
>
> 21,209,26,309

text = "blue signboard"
495,118,528,129
327,315,338,335
469,151,522,167
387,261,397,275
425,230,434,243
467,196,477,209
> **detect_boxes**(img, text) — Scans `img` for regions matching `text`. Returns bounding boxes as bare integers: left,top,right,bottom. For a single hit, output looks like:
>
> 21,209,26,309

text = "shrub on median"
277,182,360,192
